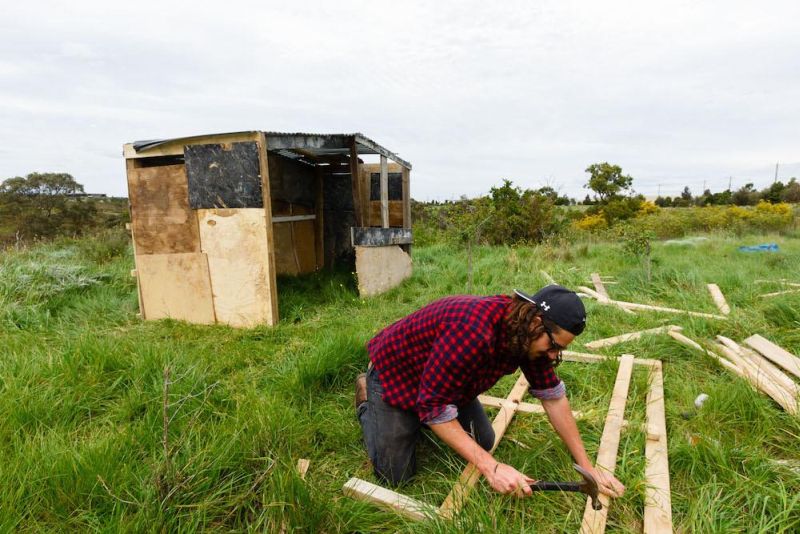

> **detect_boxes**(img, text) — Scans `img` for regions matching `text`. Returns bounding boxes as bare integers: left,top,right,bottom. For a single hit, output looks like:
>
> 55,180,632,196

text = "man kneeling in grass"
355,285,625,498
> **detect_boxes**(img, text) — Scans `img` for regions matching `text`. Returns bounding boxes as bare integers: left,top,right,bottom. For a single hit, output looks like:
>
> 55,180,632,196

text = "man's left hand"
588,466,625,498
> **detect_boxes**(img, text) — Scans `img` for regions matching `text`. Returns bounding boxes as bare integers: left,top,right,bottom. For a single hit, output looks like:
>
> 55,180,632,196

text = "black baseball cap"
514,285,587,336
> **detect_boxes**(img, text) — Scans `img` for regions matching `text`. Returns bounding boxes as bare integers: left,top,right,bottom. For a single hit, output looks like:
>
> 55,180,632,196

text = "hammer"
528,464,602,510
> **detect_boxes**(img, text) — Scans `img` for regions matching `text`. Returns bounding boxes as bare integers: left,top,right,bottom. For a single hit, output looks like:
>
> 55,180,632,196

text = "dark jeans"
357,366,495,486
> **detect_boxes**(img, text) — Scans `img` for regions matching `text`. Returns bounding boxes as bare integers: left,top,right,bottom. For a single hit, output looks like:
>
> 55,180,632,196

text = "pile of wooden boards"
670,331,800,415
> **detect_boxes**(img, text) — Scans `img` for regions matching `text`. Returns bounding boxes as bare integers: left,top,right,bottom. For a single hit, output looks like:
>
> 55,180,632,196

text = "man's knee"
475,428,495,451
374,460,416,486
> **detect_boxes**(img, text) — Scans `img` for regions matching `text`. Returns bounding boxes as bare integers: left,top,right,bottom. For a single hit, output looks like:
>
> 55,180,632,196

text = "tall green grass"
1,231,799,531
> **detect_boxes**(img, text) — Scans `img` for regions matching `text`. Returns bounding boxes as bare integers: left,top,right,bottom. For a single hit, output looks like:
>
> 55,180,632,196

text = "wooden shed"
123,131,413,327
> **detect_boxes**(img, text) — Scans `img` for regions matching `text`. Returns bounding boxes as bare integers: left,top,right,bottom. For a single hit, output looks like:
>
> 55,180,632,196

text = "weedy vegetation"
1,227,799,532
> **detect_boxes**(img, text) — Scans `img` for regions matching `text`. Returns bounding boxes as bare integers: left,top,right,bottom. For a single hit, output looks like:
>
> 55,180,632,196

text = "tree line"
0,173,128,245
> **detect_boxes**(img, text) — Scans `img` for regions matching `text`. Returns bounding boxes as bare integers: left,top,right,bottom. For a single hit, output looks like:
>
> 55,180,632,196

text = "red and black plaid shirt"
367,295,564,423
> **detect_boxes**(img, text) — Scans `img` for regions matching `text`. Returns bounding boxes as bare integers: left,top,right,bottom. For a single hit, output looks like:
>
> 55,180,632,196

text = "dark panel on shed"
369,172,403,201
322,168,356,268
185,142,263,209
126,163,200,254
351,227,413,247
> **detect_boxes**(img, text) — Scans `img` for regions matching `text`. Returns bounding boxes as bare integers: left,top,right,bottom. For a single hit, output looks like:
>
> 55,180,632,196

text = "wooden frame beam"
580,354,634,534
584,326,682,350
380,155,389,228
644,361,672,533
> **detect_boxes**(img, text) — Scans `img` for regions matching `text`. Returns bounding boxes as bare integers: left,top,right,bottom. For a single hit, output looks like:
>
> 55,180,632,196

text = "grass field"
1,229,799,532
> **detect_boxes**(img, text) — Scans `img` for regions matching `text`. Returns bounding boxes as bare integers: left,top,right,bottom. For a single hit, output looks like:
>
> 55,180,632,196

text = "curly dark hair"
504,294,562,362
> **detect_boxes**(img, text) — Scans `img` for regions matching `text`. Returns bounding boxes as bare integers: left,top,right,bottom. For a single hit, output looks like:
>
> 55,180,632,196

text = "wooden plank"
477,395,585,418
585,326,682,350
760,289,800,298
135,253,216,324
198,209,276,327
296,459,310,480
563,351,660,368
541,270,558,285
744,335,800,380
402,165,411,229
343,478,438,521
256,132,279,326
314,166,325,271
369,201,404,227
439,374,529,519
706,283,730,315
580,354,634,534
644,361,673,534
668,331,744,376
604,297,726,320
713,341,798,414
740,346,799,400
380,155,389,228
349,140,364,227
591,273,610,301
272,214,316,223
578,286,635,315
126,161,201,255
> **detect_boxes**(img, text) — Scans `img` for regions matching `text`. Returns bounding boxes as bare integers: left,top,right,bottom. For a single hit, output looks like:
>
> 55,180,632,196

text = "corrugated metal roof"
130,131,411,169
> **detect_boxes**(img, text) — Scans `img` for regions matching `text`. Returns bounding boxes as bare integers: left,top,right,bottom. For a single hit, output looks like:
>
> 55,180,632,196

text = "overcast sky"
2,1,799,200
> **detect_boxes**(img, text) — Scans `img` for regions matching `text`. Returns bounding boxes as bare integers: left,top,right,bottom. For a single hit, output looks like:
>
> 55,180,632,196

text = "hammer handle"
529,481,582,492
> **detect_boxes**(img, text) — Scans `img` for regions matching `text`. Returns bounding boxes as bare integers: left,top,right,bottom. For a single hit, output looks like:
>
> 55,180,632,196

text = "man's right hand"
486,462,535,496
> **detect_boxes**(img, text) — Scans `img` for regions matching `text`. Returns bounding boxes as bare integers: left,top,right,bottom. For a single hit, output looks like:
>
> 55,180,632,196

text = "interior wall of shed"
267,152,319,275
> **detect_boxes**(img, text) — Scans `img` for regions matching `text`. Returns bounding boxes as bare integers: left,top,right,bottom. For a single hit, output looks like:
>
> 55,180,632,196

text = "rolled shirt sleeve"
416,322,487,424
521,355,566,401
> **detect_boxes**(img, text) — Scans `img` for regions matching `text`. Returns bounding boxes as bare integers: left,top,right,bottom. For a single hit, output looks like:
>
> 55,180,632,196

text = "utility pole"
728,176,732,191
774,162,779,184
702,179,706,192
657,184,661,197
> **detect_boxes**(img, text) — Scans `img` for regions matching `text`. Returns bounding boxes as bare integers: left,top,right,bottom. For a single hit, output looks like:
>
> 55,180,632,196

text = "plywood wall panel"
198,208,274,327
135,253,216,324
127,163,200,255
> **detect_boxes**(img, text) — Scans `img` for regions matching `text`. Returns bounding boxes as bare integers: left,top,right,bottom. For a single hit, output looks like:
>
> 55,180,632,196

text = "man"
355,284,625,498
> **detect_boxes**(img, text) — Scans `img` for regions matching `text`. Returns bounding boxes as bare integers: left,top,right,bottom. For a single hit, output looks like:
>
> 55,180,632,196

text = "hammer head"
573,464,602,510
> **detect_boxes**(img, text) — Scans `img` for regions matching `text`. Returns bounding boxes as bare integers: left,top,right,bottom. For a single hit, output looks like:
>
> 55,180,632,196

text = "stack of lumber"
670,331,799,415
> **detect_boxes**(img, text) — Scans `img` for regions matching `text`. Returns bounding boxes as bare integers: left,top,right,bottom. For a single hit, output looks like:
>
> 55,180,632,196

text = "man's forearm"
428,419,497,475
541,396,592,468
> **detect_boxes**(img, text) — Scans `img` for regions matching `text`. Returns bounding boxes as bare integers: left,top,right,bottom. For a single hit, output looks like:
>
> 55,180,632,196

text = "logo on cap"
541,301,551,311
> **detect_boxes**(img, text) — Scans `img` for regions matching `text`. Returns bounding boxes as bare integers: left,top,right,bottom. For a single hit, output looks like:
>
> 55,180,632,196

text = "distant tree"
0,172,96,239
781,178,800,203
695,189,712,206
582,194,595,205
654,196,669,207
584,162,633,204
732,183,760,206
761,181,786,204
709,189,732,205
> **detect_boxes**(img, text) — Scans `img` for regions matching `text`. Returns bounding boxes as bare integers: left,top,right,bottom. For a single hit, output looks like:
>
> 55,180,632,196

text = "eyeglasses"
542,323,564,367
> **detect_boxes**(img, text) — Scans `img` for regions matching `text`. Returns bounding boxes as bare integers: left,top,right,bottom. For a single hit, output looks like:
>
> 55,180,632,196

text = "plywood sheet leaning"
126,162,200,255
706,283,730,315
744,335,800,380
135,253,215,324
198,208,275,327
439,374,530,519
585,326,682,350
644,361,672,534
343,477,439,521
355,245,412,297
580,354,634,534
